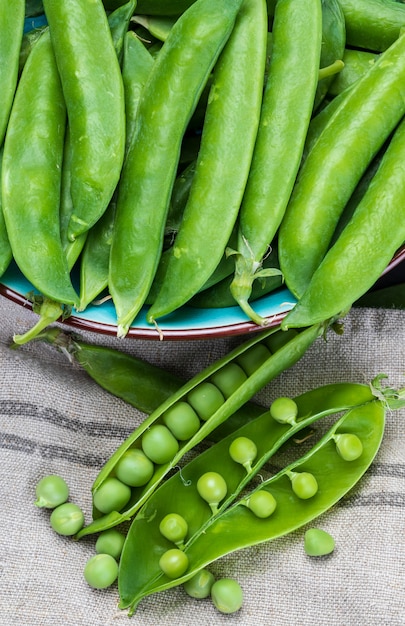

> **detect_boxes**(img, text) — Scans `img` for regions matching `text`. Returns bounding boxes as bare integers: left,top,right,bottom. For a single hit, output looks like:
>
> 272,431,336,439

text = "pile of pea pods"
1,0,405,342
36,324,405,614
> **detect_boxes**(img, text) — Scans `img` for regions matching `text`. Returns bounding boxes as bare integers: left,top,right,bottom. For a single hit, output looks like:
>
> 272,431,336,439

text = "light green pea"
50,502,85,536
35,474,69,509
211,578,243,614
93,477,132,514
162,402,201,440
334,433,363,461
187,382,224,421
288,470,318,499
196,471,227,515
115,447,155,487
229,436,257,472
270,396,298,425
247,490,277,518
159,548,189,579
84,553,119,589
95,528,126,560
210,363,247,398
159,513,188,548
141,424,179,464
304,528,335,556
183,568,215,599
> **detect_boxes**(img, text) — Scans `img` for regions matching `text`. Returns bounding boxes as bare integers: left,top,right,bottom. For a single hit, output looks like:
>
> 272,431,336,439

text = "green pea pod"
338,0,405,52
107,0,137,64
77,199,116,311
0,0,25,147
328,49,378,98
228,0,322,326
43,0,126,241
75,323,324,538
37,327,266,437
278,31,405,300
122,31,154,153
109,0,244,337
2,29,78,307
131,15,176,41
19,26,48,73
146,0,268,324
0,149,12,278
282,115,405,329
313,0,346,111
119,385,394,612
104,0,195,13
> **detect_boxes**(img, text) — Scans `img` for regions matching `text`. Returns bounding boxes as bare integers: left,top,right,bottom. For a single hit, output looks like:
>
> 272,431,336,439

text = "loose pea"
159,548,189,579
159,513,188,547
115,448,155,487
162,402,201,440
229,436,257,472
93,477,132,514
196,471,227,515
270,396,298,425
210,363,247,399
84,553,119,589
247,490,277,519
334,433,363,461
187,382,224,421
95,528,126,560
49,502,85,536
34,474,69,509
211,578,243,614
304,528,335,557
183,568,215,599
288,471,318,499
236,343,271,376
141,424,179,464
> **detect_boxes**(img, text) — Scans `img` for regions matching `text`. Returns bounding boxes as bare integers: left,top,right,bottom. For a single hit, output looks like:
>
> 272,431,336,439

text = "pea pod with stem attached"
118,377,401,613
281,114,405,329
2,29,79,311
0,0,25,147
0,149,12,278
109,0,244,338
278,30,405,301
42,0,126,241
146,0,268,324
75,322,324,538
228,0,322,326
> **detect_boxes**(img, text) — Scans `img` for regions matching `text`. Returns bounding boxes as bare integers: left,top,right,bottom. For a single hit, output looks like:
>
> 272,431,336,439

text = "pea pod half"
118,381,399,612
75,323,324,538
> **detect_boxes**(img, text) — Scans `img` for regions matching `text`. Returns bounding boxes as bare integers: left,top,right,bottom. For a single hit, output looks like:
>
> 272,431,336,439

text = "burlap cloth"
0,296,404,626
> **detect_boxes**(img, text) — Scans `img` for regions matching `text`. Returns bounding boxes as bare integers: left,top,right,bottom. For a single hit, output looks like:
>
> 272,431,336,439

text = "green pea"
83,553,119,589
247,490,277,519
50,502,85,536
187,382,224,421
288,470,318,499
196,471,227,515
159,548,189,579
211,578,243,614
210,363,247,398
93,477,132,514
162,402,201,440
183,568,215,599
95,528,126,560
334,433,363,461
141,424,179,464
229,436,257,472
115,447,154,487
159,513,188,548
34,474,69,509
270,396,298,425
304,528,335,557
236,343,271,376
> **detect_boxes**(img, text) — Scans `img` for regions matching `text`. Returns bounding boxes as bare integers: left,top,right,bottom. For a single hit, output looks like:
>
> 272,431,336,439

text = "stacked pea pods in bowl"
1,0,405,621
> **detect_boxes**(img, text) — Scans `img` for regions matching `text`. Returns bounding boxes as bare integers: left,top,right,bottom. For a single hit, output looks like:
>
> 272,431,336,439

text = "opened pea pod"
118,376,404,613
75,323,324,538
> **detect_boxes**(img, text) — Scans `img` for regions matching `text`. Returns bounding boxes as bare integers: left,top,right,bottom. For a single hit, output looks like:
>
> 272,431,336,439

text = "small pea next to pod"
92,477,132,514
183,568,215,599
35,474,69,509
304,528,335,557
210,578,243,614
95,528,126,560
84,553,119,589
50,502,85,536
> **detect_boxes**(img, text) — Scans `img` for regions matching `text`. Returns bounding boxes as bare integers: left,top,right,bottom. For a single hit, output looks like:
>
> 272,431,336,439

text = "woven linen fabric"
0,295,404,626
